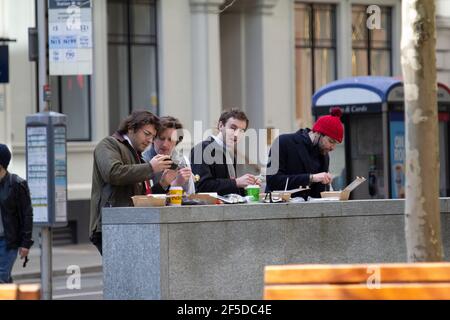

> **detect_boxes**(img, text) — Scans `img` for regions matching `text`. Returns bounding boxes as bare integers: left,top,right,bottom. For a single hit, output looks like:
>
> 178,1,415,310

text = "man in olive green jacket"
90,111,173,254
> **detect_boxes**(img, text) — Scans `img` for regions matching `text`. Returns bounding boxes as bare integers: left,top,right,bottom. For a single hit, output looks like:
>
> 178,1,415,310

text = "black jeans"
90,232,102,256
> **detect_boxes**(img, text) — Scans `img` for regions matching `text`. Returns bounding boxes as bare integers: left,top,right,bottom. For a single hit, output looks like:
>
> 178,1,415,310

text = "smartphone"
168,159,179,170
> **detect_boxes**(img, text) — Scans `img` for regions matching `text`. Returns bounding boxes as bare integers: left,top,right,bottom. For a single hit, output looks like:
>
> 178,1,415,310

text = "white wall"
436,0,450,18
158,0,193,132
437,0,450,85
220,0,295,134
264,0,295,133
0,0,36,179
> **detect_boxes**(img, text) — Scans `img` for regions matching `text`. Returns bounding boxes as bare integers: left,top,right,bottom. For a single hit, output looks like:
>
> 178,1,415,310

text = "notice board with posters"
389,112,405,199
26,112,68,227
0,45,9,83
48,0,93,75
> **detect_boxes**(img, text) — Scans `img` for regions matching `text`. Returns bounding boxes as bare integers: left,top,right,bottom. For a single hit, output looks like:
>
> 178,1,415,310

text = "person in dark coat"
190,109,260,196
0,144,34,283
265,108,344,199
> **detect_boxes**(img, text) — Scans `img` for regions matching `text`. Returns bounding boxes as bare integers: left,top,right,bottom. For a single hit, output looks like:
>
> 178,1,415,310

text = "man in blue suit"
266,108,344,199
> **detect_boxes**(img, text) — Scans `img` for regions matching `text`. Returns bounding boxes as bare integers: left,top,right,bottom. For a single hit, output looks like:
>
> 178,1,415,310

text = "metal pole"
37,0,48,112
40,227,53,300
37,0,52,300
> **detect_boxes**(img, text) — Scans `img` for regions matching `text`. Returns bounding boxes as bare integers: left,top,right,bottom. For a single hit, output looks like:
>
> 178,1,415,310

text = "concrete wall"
103,198,450,300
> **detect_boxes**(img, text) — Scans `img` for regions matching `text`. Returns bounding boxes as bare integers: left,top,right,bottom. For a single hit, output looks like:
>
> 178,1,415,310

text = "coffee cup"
168,186,183,206
245,185,260,202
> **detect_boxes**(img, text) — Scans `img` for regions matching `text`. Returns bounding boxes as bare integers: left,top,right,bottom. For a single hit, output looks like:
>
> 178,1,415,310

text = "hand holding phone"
168,160,179,170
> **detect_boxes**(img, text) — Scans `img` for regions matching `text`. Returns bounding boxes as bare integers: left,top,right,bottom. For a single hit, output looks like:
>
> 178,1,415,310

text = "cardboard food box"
188,193,219,205
132,195,167,207
260,186,311,202
320,176,366,201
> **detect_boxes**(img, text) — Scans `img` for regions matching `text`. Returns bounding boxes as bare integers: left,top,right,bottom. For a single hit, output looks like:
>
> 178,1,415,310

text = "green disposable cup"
245,185,260,202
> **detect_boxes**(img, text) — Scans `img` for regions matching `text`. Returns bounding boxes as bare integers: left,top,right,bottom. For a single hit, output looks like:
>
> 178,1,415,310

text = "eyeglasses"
142,129,156,140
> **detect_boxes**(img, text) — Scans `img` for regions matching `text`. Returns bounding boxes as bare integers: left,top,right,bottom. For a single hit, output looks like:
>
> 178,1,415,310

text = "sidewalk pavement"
11,243,102,281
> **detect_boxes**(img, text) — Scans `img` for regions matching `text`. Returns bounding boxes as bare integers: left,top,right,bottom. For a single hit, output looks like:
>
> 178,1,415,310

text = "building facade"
0,0,449,243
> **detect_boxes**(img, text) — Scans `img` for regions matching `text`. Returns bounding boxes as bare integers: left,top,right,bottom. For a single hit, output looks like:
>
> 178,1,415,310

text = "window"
107,0,158,134
352,5,392,76
50,75,92,141
295,3,337,128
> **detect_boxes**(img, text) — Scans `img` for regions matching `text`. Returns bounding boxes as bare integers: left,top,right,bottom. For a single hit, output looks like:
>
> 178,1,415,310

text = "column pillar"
190,0,226,131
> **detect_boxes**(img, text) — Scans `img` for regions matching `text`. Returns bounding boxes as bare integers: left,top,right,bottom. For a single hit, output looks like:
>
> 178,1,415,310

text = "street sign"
26,112,68,227
48,0,93,75
0,45,9,83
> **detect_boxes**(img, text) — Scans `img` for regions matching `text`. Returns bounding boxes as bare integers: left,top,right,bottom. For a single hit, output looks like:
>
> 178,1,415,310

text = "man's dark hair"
157,116,184,145
0,143,11,170
218,108,249,130
118,110,160,135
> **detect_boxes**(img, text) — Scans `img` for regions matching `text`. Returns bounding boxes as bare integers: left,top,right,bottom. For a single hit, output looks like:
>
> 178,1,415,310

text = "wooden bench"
264,262,450,300
0,284,41,300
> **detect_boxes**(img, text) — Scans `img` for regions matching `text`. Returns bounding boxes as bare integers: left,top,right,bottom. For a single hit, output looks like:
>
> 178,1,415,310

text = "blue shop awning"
312,76,450,115
312,76,402,115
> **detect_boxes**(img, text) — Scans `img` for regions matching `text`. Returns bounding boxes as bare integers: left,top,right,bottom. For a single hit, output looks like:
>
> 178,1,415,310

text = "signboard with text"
48,0,93,75
27,126,50,223
26,112,68,227
0,45,9,83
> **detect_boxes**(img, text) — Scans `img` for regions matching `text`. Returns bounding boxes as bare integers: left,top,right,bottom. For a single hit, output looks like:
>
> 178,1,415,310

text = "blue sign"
0,45,9,83
389,112,405,198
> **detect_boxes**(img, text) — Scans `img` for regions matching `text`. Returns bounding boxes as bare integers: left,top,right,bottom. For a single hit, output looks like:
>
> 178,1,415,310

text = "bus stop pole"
37,0,48,113
40,227,52,300
37,0,52,300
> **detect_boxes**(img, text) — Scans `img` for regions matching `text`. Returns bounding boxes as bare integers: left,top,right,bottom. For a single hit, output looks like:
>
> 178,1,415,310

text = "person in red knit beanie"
266,107,344,199
312,107,344,144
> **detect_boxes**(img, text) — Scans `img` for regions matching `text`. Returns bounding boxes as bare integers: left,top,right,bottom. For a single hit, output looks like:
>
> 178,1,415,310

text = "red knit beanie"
312,107,344,143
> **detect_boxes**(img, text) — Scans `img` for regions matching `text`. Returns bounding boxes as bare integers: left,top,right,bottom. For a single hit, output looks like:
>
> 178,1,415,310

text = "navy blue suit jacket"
265,129,329,198
190,137,245,196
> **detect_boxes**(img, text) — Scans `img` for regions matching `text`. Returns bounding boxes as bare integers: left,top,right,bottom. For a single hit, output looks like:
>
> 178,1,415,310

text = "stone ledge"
103,198,450,225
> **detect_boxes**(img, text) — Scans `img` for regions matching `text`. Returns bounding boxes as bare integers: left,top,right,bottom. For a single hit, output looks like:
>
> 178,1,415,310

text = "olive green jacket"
89,133,154,235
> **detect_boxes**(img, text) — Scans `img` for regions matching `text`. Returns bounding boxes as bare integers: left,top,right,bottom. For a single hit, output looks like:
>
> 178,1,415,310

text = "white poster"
48,0,93,75
54,126,67,223
27,127,49,223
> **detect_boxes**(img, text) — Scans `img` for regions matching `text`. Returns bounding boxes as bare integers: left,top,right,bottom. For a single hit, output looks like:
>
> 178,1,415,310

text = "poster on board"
27,126,49,223
389,112,405,199
48,0,93,75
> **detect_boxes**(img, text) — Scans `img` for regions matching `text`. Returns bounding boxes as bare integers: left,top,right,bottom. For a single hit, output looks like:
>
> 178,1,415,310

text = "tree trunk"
401,0,443,261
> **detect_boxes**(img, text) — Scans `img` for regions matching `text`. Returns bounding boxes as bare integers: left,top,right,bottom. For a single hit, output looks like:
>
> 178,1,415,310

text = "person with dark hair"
142,116,195,195
89,110,173,255
266,107,344,199
0,144,34,283
190,109,260,196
